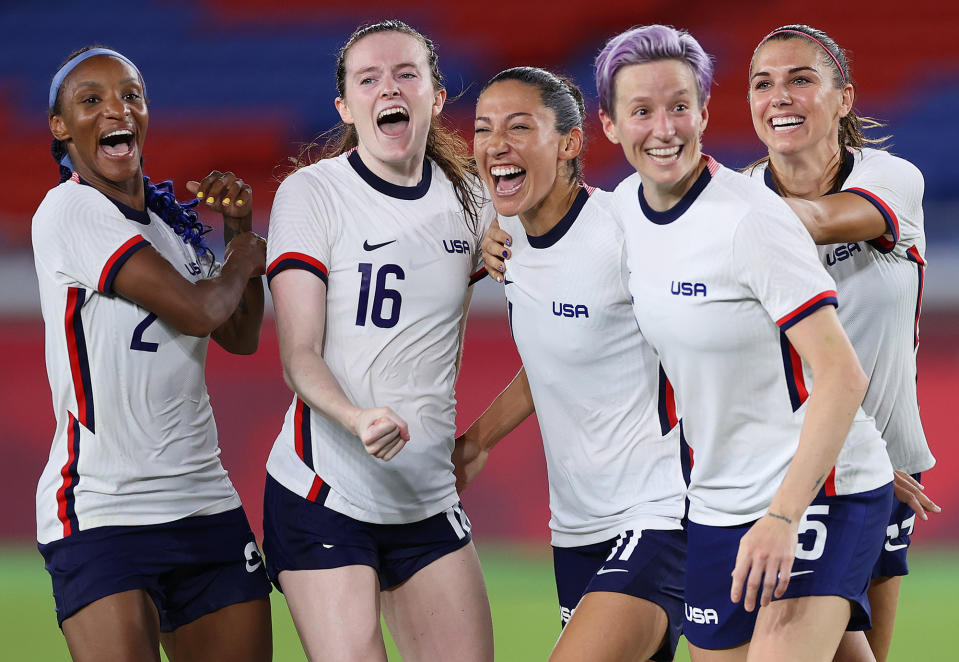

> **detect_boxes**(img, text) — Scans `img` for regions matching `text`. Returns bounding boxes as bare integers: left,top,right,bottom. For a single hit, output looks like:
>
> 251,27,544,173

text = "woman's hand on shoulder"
482,217,512,283
350,407,410,462
186,170,253,229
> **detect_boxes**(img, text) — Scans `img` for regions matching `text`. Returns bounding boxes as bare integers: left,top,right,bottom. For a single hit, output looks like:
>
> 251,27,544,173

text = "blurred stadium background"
0,1,955,659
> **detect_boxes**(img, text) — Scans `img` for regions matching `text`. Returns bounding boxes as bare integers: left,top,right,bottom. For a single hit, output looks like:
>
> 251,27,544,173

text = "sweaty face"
336,31,445,178
474,80,575,218
749,38,852,158
49,55,148,189
600,60,707,208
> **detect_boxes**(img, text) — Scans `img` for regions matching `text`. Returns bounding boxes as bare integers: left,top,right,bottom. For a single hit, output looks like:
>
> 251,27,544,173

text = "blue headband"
48,48,140,111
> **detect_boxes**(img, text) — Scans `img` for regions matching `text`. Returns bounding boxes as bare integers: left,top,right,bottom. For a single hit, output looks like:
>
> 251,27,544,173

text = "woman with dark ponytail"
464,66,687,662
35,46,271,660
746,25,938,662
261,20,494,661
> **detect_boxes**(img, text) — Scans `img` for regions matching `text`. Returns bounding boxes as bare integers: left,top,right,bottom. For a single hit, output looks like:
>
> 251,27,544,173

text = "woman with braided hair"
34,46,271,661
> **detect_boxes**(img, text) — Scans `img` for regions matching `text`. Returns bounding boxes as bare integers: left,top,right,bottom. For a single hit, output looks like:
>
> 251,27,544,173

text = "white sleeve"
733,200,838,330
266,168,333,285
33,184,151,295
841,150,925,255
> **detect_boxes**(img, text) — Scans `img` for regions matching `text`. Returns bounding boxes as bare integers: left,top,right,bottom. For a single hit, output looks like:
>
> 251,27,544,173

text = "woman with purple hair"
595,24,893,660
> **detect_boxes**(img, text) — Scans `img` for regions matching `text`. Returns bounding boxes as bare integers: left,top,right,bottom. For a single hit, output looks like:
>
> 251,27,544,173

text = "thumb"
185,180,200,194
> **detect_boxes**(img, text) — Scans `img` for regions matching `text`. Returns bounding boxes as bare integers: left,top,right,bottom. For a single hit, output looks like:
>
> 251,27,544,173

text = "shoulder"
34,180,120,231
850,148,924,190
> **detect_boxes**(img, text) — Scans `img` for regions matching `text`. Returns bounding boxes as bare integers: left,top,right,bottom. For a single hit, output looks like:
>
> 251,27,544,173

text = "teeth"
772,116,804,128
490,165,525,176
377,107,408,120
102,129,133,139
647,146,681,157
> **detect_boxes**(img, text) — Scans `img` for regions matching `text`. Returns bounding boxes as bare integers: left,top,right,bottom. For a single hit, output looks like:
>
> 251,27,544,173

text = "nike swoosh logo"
363,239,396,251
504,279,514,285
789,570,814,578
884,542,907,552
322,544,335,549
596,567,628,575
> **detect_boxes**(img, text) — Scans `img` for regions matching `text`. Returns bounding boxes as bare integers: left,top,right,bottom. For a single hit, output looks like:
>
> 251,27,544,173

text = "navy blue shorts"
684,482,893,650
37,507,271,631
263,474,472,591
872,473,920,579
553,528,686,662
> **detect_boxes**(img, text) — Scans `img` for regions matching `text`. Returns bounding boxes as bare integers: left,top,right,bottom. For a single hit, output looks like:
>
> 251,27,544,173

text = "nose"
483,127,509,158
102,92,132,118
651,109,676,140
771,82,791,107
380,78,400,98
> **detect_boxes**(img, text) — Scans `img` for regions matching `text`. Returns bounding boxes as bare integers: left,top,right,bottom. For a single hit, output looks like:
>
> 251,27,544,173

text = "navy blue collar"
77,175,150,225
527,187,589,249
638,164,713,225
763,148,855,196
348,150,431,200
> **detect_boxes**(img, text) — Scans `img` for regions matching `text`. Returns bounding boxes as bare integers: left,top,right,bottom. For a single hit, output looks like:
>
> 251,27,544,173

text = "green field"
2,544,956,660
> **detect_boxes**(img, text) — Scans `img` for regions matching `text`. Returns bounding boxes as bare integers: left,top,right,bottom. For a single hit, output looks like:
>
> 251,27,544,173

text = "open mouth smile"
646,145,682,163
376,106,410,137
98,128,136,158
770,115,805,131
490,164,526,195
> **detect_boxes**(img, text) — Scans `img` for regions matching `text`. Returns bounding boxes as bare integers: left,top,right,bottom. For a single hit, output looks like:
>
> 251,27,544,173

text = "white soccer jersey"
749,148,934,474
500,187,686,547
33,178,240,544
265,151,492,524
613,157,893,527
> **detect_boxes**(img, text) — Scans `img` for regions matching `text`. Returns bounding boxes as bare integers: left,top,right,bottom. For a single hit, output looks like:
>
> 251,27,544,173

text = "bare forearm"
283,346,360,434
464,368,535,452
768,362,868,522
212,275,264,354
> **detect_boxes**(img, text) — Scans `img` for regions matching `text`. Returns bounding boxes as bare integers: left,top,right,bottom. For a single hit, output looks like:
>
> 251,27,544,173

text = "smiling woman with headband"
35,45,271,661
746,24,939,662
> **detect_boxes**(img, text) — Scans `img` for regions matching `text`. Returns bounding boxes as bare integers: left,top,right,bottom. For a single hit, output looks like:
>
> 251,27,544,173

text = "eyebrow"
353,62,419,76
750,66,817,81
71,77,140,90
474,112,534,123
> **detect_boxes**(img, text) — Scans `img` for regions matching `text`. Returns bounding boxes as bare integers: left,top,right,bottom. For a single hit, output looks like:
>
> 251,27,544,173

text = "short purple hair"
595,25,714,117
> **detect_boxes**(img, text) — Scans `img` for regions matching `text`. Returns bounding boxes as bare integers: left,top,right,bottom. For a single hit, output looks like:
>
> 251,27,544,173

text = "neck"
767,142,843,199
518,180,581,237
641,157,707,212
357,143,426,187
75,166,145,210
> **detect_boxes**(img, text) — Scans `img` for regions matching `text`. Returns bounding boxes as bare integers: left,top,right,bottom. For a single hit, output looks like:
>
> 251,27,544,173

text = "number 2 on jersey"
130,312,159,352
356,263,405,328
